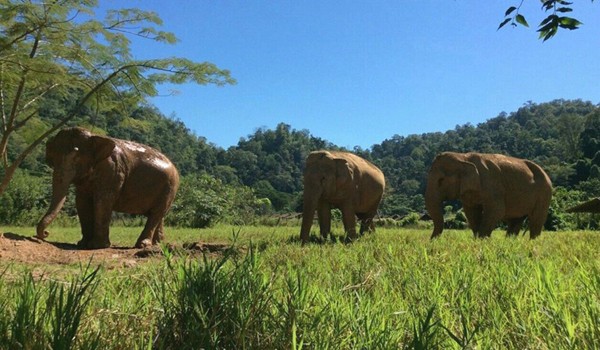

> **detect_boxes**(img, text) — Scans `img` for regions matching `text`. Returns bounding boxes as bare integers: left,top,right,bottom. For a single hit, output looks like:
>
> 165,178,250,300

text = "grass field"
1,225,599,349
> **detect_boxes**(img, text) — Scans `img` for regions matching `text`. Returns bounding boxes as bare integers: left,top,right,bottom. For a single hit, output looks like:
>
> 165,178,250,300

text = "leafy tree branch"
499,0,593,41
0,0,235,195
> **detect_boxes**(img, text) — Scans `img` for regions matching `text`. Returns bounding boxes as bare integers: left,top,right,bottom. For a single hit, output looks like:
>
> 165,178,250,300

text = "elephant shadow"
287,233,354,245
1,232,132,251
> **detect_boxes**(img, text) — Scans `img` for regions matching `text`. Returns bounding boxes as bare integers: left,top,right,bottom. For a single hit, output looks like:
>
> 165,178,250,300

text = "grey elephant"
425,152,552,239
36,127,180,249
300,150,385,244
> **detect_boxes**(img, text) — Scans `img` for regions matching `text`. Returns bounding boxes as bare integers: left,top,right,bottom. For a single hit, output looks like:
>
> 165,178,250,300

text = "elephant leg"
75,191,94,246
341,203,357,242
317,202,331,240
152,219,165,245
478,202,505,238
528,205,549,239
506,217,526,236
358,212,376,235
88,195,114,249
136,211,164,248
528,219,544,239
463,205,482,237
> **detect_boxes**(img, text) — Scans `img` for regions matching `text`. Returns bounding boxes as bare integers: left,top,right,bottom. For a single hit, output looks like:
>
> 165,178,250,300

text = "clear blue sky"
102,1,600,149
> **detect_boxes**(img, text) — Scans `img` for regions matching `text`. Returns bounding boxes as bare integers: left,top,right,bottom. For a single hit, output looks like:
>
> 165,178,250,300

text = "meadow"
0,225,599,349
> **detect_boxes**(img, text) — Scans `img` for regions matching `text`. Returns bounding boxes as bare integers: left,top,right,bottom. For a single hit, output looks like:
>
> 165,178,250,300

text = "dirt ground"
0,231,232,269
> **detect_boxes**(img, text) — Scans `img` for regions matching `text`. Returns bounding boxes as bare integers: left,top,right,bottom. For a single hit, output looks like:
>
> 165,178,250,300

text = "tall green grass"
0,226,599,349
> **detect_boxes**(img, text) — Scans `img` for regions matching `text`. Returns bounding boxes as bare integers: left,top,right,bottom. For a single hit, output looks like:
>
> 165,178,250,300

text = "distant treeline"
2,96,599,229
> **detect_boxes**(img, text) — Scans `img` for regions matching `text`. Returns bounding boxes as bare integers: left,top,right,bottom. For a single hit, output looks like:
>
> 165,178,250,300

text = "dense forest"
2,96,599,230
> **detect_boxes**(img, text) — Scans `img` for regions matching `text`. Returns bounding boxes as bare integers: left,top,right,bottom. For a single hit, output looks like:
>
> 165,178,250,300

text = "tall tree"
0,0,235,195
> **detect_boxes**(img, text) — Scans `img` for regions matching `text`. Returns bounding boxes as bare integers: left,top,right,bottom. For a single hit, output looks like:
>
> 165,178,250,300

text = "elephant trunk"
36,171,71,239
300,190,320,244
425,183,444,239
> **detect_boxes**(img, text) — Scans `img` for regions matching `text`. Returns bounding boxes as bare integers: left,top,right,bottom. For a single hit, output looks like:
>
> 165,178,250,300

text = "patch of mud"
0,231,233,269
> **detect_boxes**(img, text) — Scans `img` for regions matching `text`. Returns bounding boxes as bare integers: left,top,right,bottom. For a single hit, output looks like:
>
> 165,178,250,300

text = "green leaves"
498,5,529,30
498,18,512,30
499,0,585,41
505,6,518,17
537,15,582,41
0,0,235,196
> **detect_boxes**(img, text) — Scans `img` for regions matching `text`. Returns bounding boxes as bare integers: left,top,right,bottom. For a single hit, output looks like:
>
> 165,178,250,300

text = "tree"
499,1,593,41
580,110,600,159
0,0,235,195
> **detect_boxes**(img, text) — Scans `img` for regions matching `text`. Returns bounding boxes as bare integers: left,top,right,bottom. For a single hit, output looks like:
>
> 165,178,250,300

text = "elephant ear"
90,136,116,164
45,135,59,167
335,158,354,192
459,161,480,196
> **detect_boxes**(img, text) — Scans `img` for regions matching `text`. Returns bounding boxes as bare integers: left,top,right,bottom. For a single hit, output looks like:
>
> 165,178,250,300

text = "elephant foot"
344,235,357,244
135,238,153,249
77,239,111,250
430,229,443,240
35,230,50,240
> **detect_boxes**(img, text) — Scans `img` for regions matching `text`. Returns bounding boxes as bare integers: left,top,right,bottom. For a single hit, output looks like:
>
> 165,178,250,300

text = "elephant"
299,150,385,244
425,152,552,239
566,198,600,213
36,127,180,249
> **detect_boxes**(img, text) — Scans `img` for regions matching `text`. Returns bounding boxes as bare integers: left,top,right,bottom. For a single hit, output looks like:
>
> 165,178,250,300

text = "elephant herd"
34,127,597,249
300,150,553,243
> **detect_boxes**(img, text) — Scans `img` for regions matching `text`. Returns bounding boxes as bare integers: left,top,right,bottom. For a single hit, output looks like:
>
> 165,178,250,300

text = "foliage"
0,0,234,195
2,227,600,348
0,170,48,225
224,123,336,211
499,1,591,41
3,98,600,229
154,244,279,349
166,173,257,228
0,263,101,349
3,97,600,230
0,169,78,226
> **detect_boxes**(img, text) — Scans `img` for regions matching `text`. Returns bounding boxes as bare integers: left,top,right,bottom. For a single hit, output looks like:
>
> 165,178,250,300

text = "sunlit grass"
1,225,600,348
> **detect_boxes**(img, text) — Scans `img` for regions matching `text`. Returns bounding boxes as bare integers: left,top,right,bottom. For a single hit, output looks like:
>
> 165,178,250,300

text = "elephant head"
425,152,480,238
36,127,116,239
300,151,353,242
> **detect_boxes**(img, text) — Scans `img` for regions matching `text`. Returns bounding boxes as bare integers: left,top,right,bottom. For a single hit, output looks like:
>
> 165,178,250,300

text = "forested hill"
7,99,600,217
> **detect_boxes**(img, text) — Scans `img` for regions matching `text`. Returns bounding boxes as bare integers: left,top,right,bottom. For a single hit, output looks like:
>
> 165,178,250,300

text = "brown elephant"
425,152,552,239
300,150,385,244
36,127,180,249
566,198,600,213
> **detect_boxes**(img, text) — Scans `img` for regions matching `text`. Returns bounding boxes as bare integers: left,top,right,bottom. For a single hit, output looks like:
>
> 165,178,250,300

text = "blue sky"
102,1,600,149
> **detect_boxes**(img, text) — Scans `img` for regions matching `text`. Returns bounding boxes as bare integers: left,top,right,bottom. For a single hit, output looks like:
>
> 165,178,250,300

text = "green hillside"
2,97,599,228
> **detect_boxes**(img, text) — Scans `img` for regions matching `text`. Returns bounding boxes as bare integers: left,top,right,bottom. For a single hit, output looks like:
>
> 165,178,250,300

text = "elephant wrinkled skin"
300,151,385,244
425,152,552,239
36,127,180,249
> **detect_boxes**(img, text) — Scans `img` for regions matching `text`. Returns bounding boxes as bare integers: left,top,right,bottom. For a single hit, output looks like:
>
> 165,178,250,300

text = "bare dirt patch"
0,232,232,269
